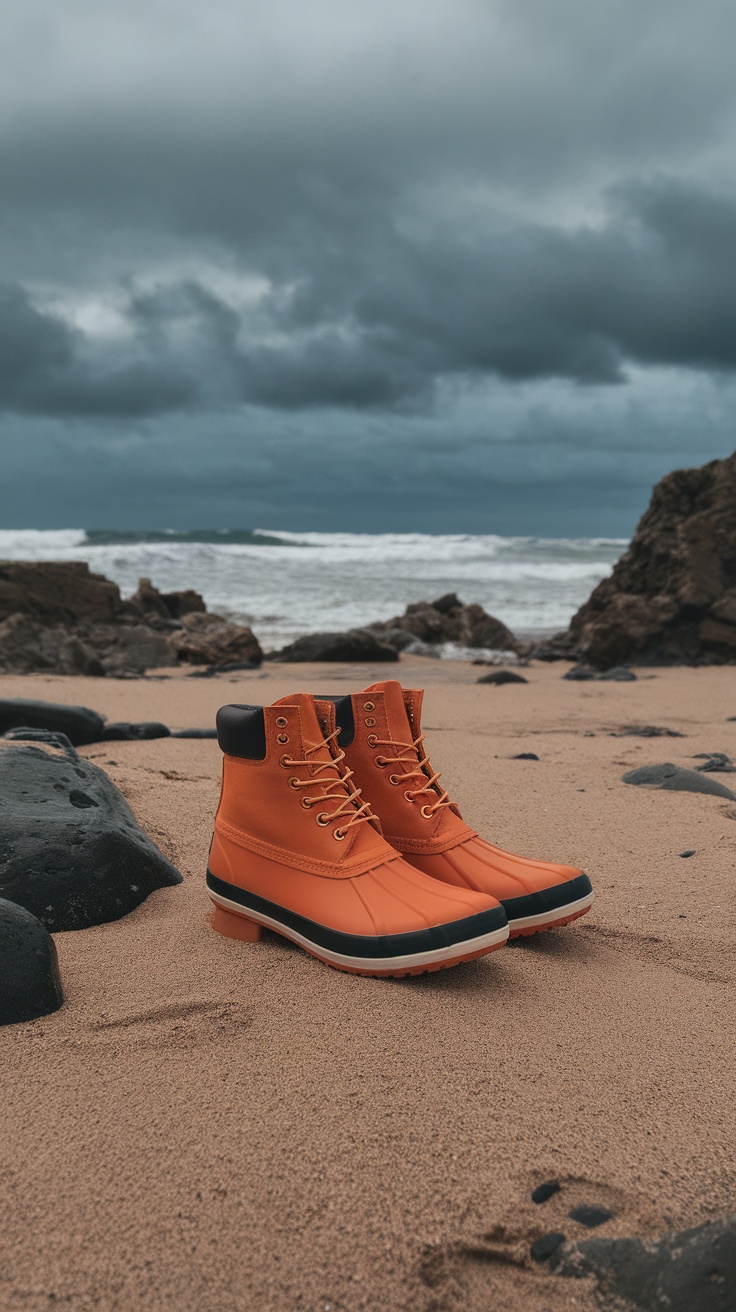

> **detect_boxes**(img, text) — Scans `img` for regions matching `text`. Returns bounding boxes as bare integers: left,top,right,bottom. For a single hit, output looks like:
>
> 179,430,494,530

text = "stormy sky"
1,0,735,533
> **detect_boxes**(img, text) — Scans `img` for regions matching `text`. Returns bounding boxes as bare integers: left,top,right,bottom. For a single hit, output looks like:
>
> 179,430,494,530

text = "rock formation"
0,562,262,676
0,739,182,930
369,593,521,654
557,450,736,668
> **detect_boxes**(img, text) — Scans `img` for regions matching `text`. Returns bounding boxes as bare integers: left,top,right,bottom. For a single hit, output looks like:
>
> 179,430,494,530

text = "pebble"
569,1205,613,1228
530,1232,566,1262
476,670,528,685
679,850,696,858
513,752,539,760
531,1180,561,1204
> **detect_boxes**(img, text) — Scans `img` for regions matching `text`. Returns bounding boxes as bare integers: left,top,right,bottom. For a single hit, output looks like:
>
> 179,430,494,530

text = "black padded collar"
216,704,267,759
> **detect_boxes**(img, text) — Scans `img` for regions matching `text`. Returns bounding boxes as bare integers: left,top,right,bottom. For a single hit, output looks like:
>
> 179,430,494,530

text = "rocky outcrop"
169,612,263,667
0,562,260,675
269,629,399,663
370,593,521,653
0,898,64,1026
559,450,736,668
0,740,182,930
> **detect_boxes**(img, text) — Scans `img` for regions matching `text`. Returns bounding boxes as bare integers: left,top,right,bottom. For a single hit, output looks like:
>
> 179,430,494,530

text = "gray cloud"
1,0,735,528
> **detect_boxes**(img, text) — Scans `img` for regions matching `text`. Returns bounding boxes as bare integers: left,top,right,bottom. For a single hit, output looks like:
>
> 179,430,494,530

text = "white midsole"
507,890,594,931
208,888,509,969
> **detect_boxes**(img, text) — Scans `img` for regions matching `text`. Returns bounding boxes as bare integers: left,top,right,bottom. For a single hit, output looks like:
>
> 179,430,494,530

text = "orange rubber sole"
210,903,506,978
507,904,592,939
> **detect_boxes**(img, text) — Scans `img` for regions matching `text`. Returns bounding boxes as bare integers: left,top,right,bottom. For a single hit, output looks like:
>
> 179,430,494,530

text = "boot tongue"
272,693,334,757
363,680,417,742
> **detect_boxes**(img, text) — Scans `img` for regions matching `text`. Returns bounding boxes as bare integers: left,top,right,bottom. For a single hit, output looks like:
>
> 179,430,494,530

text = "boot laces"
372,732,453,817
283,729,375,838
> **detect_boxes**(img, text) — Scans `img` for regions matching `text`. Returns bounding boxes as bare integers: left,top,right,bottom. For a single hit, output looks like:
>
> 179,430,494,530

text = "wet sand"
1,659,735,1311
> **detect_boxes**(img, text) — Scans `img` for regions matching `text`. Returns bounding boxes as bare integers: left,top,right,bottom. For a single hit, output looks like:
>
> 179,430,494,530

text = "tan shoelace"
371,732,453,818
283,729,375,840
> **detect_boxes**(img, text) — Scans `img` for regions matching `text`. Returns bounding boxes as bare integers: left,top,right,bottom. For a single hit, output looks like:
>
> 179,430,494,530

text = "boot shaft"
215,692,395,877
323,680,475,855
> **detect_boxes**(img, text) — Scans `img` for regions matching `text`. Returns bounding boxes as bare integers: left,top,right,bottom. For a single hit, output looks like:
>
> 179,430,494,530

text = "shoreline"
1,660,735,1310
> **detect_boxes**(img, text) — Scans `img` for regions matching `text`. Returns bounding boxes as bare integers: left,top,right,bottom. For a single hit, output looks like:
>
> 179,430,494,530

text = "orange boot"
207,693,508,975
322,681,594,939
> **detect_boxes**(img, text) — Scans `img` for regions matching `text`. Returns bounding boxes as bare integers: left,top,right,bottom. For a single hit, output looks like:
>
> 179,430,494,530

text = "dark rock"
270,629,399,663
513,752,539,760
3,728,77,752
476,669,528,685
0,742,182,930
622,762,736,800
554,1216,736,1312
610,725,684,737
130,577,206,621
694,752,736,772
0,560,122,625
597,666,637,681
530,1233,566,1263
88,623,173,677
171,728,218,738
531,1181,561,1205
0,898,63,1025
371,594,521,653
0,698,105,745
562,450,736,669
187,659,262,677
101,722,171,741
569,1205,612,1229
563,664,596,680
680,849,696,857
0,614,105,676
373,627,423,654
170,613,263,667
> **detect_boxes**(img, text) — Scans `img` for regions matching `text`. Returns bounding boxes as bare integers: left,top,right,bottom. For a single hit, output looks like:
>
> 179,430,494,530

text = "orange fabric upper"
210,691,501,935
341,681,584,899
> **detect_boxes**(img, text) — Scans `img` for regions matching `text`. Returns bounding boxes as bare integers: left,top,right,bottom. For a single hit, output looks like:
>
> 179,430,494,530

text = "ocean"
0,529,626,653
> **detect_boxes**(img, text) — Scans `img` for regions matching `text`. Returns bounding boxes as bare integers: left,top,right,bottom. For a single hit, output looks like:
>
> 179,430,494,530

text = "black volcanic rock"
101,721,171,741
0,898,64,1025
561,450,736,668
371,593,520,653
476,669,528,684
622,762,736,800
0,742,182,930
270,629,399,663
0,698,105,745
555,1217,736,1312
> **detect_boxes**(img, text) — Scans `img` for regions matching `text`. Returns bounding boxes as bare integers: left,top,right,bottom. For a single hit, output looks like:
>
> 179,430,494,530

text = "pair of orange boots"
207,680,594,977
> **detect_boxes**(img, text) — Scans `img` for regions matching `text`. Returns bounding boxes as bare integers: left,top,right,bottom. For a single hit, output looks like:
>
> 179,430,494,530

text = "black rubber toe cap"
501,872,592,923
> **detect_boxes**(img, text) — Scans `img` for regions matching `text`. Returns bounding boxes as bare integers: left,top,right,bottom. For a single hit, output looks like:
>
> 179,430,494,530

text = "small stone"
610,724,684,738
0,898,63,1026
622,763,736,801
101,722,171,741
570,1205,613,1228
563,665,595,680
532,1180,561,1204
476,670,528,685
679,850,696,858
694,752,735,773
530,1232,566,1262
597,666,637,681
171,728,218,738
513,752,539,760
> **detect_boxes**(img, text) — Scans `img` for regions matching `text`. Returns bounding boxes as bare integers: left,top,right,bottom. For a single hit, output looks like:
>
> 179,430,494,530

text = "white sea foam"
0,528,626,650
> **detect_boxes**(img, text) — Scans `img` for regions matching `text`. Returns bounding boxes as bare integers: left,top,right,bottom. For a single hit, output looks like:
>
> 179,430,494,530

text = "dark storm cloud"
1,0,736,529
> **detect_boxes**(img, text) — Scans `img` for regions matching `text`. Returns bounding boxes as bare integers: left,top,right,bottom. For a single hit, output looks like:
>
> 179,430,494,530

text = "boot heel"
211,903,263,942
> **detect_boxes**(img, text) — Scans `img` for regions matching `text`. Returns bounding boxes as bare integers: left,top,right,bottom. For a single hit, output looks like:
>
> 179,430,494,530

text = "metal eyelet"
277,733,289,744
388,774,401,785
288,777,300,790
333,828,346,841
420,805,434,819
316,812,330,826
279,754,291,768
404,790,416,803
275,716,288,727
363,701,375,711
364,716,376,727
367,734,378,747
375,756,387,768
301,797,313,809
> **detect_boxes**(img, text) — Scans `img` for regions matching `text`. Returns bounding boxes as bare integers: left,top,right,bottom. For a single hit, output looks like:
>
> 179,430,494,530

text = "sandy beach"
1,658,735,1311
